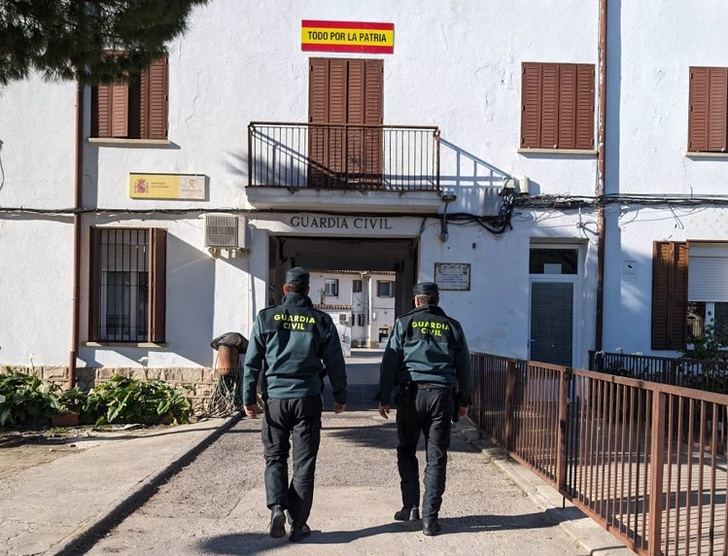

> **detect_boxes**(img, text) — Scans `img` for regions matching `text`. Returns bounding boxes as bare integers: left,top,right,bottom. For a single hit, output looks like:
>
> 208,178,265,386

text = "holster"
395,381,413,405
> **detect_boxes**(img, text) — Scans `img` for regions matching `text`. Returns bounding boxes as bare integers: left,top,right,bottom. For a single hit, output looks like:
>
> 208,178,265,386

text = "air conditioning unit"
204,215,248,252
339,313,350,325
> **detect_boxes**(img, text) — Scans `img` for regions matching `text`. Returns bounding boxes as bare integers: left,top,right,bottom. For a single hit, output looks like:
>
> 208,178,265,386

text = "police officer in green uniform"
243,267,347,542
378,281,472,537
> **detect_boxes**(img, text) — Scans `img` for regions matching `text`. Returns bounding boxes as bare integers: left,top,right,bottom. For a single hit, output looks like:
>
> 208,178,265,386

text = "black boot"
289,523,311,542
394,507,420,521
423,517,441,536
268,505,286,538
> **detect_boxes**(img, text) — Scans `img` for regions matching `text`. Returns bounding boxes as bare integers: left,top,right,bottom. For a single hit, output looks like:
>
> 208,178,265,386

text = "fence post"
556,367,571,495
504,359,517,454
648,389,666,556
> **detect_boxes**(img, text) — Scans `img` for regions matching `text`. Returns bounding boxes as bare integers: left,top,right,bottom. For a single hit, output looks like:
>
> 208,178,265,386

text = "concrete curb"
456,419,634,556
46,412,243,556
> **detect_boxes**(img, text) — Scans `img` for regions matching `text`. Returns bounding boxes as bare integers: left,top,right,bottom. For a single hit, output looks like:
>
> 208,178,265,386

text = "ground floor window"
89,227,167,343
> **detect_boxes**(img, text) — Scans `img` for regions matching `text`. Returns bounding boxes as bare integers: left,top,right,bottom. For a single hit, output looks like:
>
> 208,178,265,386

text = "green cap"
413,281,439,295
286,267,310,286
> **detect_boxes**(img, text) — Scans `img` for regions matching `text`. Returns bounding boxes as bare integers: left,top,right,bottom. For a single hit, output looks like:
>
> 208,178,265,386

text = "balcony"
246,122,441,213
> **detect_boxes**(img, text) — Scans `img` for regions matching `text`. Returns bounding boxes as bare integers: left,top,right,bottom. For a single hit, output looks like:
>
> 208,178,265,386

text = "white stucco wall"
12,0,721,370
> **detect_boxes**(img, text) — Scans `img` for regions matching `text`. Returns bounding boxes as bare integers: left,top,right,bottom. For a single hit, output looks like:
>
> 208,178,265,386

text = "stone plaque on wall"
434,263,471,291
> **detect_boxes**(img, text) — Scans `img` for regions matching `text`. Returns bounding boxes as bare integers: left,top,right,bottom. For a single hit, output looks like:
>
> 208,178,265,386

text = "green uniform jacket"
379,304,472,406
242,293,347,405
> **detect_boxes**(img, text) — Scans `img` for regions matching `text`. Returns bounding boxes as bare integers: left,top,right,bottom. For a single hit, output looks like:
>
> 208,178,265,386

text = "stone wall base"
4,366,223,414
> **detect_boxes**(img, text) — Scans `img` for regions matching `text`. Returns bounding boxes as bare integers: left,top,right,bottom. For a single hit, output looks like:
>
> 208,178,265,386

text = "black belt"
413,382,452,390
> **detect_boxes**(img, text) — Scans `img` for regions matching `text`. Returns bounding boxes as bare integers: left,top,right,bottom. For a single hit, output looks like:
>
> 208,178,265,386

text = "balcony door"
308,58,383,188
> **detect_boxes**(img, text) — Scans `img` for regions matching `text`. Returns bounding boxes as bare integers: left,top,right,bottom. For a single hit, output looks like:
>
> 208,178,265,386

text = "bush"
58,387,87,415
0,370,60,428
85,375,192,426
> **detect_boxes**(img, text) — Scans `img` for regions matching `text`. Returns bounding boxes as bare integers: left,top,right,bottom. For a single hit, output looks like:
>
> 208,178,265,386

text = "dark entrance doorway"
268,236,417,317
268,235,418,408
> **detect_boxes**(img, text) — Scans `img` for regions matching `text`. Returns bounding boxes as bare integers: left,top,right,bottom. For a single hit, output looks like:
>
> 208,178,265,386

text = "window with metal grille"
357,313,365,327
521,62,595,150
377,280,393,297
324,278,339,297
689,67,728,153
91,54,169,140
352,279,363,293
89,228,167,343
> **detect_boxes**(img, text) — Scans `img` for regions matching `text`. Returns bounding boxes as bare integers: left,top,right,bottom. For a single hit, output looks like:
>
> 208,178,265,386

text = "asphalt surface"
88,411,584,555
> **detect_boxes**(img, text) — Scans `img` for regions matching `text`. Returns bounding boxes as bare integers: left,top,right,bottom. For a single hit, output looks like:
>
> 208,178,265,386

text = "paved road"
89,411,584,555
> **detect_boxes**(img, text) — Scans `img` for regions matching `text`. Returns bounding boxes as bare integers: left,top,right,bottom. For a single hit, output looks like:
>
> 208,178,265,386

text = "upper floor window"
91,54,169,140
352,279,363,293
88,227,167,343
689,67,728,153
377,280,393,297
324,278,339,297
520,62,595,151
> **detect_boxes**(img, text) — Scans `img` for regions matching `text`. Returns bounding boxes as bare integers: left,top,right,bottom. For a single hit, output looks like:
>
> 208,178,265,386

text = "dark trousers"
396,386,453,519
262,395,323,526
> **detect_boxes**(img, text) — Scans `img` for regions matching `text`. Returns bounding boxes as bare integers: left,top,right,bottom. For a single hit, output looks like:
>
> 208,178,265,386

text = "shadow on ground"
198,509,585,554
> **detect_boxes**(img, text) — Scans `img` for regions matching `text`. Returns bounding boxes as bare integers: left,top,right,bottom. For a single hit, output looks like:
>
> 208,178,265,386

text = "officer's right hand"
378,403,390,419
244,404,260,418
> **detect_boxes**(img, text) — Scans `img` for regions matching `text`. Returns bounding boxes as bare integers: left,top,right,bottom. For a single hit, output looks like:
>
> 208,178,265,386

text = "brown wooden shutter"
140,55,169,139
92,86,112,138
558,64,577,149
575,64,595,149
708,68,728,152
540,63,559,149
689,67,710,152
88,227,101,341
364,60,384,180
521,63,542,148
346,59,366,177
148,228,167,343
308,58,329,186
652,241,688,350
109,83,129,137
327,59,347,174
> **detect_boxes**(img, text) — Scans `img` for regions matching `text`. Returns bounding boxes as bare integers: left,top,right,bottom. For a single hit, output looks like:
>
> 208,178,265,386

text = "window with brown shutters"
521,62,595,150
91,54,169,140
688,67,728,153
88,227,167,343
651,241,688,350
308,58,384,187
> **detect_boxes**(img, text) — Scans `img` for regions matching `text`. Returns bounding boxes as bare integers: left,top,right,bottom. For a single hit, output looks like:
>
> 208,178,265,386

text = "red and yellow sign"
301,20,394,54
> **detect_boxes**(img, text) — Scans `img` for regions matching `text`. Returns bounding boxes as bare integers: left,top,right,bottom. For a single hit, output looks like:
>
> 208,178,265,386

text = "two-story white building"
2,0,728,388
309,270,395,348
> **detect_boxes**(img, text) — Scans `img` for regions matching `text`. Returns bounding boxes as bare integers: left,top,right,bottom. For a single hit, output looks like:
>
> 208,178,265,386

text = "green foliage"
0,0,208,85
686,323,728,361
85,375,191,426
0,370,60,428
58,387,87,415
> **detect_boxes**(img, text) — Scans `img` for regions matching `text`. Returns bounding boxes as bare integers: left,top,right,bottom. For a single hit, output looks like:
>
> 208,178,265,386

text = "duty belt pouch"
395,381,413,405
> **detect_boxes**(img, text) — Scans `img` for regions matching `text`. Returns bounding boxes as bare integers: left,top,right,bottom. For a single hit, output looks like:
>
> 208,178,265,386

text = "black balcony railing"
248,122,440,192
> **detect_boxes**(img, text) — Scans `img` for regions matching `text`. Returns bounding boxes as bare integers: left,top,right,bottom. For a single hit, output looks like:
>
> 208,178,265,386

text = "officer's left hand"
458,406,469,418
378,403,390,419
334,403,346,414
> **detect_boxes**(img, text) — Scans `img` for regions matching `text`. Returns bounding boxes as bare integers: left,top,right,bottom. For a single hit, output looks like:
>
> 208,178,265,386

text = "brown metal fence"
472,352,728,555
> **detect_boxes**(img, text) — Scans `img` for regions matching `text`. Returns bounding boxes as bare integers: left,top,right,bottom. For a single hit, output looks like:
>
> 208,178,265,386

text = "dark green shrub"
85,375,191,426
0,370,60,428
58,387,87,415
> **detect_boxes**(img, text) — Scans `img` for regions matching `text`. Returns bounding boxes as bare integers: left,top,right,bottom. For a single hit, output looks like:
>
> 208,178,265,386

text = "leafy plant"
85,375,191,426
58,387,87,415
0,370,60,428
686,323,728,361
